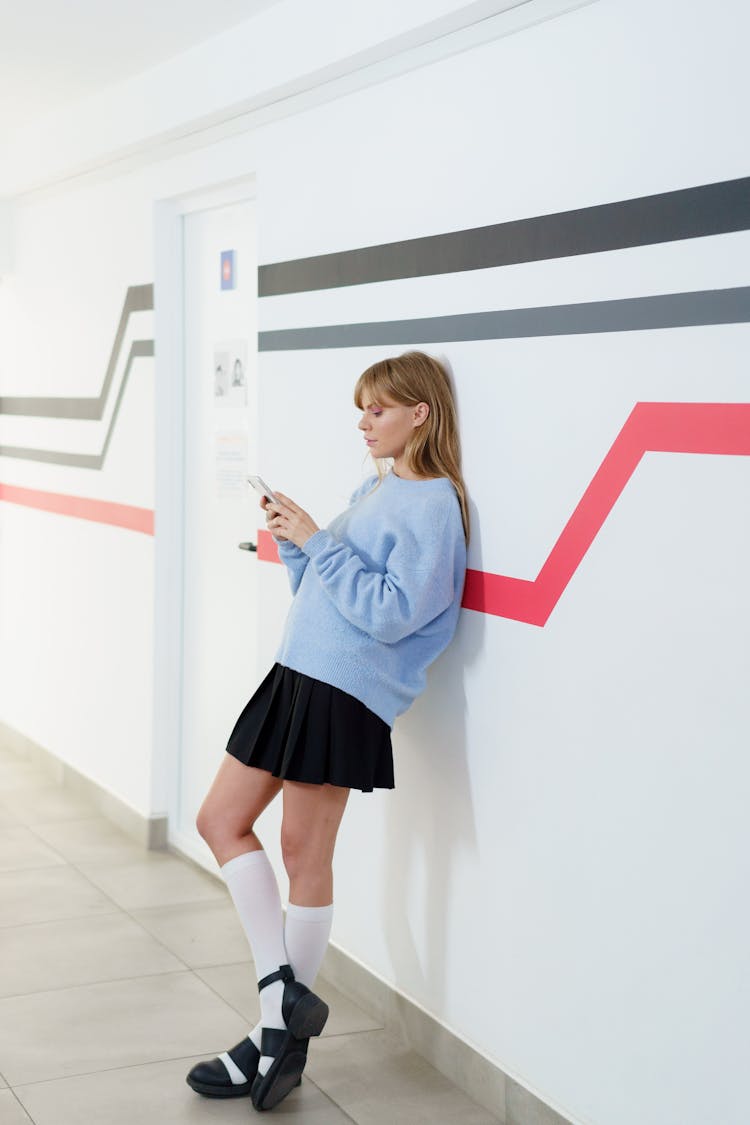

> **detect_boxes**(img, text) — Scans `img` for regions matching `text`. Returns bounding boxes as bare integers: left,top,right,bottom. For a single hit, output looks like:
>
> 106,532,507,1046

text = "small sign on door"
213,340,248,407
220,249,236,290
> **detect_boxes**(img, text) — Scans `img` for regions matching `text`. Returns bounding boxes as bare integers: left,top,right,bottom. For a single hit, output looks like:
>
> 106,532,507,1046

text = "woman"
187,350,469,1111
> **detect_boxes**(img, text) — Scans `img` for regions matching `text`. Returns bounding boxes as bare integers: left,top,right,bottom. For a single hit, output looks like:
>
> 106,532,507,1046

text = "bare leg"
196,754,283,865
188,765,346,1105
280,780,351,906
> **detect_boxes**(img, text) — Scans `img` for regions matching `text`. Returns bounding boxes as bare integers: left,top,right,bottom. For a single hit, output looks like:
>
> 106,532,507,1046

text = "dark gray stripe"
258,177,750,296
0,284,154,419
258,286,750,351
0,340,154,468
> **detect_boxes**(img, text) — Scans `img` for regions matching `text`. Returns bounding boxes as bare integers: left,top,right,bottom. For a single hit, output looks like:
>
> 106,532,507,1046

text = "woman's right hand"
261,494,288,540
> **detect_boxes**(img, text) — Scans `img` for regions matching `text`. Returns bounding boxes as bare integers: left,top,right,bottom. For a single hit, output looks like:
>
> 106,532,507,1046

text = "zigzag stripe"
0,339,154,468
257,401,750,627
0,284,153,420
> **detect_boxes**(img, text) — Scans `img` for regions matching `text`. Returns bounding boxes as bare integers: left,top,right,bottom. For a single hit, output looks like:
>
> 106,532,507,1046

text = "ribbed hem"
220,849,268,880
272,654,396,729
300,528,331,558
286,902,334,919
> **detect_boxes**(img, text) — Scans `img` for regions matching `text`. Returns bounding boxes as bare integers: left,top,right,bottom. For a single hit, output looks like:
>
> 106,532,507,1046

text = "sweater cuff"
301,528,333,558
275,535,304,556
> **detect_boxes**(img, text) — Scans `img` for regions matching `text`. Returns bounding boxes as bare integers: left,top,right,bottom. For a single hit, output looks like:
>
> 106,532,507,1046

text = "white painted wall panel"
0,1,748,1121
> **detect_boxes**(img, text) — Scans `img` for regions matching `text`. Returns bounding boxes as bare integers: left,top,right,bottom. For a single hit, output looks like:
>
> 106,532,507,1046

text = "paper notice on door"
213,340,248,407
215,429,248,497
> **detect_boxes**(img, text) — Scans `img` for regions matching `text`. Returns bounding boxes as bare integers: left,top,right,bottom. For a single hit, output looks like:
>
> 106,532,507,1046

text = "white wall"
0,181,157,813
1,2,748,1123
0,201,12,274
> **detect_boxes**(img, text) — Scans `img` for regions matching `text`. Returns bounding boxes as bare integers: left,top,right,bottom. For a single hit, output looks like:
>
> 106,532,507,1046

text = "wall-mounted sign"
220,249,236,290
214,429,248,498
213,339,248,407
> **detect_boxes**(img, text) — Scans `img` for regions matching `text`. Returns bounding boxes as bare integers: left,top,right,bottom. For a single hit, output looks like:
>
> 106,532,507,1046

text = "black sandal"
250,963,329,1111
186,1036,260,1097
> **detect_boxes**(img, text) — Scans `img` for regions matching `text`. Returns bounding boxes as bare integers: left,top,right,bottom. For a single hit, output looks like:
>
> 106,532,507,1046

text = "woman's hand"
261,492,320,549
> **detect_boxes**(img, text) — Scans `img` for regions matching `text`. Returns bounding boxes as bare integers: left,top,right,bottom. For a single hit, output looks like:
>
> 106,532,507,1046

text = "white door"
171,197,259,866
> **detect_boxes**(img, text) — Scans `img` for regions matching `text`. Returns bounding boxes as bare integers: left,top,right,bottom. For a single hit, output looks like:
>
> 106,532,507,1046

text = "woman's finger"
273,492,299,512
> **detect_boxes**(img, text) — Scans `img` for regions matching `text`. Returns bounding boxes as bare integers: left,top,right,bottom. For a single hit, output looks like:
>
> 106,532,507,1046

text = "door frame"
152,174,257,867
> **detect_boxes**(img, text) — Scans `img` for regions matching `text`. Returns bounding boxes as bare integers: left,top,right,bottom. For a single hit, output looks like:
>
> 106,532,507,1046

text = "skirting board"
0,720,167,850
319,942,573,1125
0,718,572,1125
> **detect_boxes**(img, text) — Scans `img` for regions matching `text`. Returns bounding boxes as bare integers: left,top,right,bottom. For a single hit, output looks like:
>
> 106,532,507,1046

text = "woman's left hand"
266,492,320,549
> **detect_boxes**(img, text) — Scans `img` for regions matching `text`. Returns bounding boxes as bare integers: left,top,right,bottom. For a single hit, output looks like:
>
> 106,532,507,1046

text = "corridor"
0,742,499,1124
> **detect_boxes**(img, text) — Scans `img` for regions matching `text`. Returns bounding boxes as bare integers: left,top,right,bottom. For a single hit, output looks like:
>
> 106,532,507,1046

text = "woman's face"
357,395,427,460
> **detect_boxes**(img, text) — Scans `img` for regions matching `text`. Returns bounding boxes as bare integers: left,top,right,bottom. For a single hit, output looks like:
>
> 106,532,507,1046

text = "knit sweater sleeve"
299,505,462,644
274,478,377,596
274,537,310,595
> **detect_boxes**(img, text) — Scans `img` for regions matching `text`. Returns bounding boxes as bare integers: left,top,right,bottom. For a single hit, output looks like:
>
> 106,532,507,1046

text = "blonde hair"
353,350,470,544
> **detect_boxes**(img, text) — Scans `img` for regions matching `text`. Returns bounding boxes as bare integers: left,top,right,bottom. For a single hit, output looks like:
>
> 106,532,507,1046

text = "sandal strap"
260,1027,287,1056
257,963,295,992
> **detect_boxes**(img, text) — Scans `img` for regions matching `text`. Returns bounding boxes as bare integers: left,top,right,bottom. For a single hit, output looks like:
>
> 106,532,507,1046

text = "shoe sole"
253,1046,308,1111
251,989,329,1110
185,1076,251,1098
186,1074,301,1099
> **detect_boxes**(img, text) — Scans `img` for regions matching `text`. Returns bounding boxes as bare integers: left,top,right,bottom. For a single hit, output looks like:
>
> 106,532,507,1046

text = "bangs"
353,361,395,410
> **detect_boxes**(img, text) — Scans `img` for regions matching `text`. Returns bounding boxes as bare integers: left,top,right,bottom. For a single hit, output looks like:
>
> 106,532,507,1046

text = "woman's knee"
280,822,331,880
195,800,219,847
196,799,246,852
280,822,300,877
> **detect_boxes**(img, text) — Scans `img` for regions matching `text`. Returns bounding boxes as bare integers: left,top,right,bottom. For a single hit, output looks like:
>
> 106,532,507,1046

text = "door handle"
238,542,257,552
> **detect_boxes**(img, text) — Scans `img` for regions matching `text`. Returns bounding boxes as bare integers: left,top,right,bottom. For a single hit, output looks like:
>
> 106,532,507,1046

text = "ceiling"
0,0,282,138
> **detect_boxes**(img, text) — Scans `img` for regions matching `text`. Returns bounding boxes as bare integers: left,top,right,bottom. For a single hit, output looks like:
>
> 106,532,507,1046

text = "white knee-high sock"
283,902,334,988
221,850,288,1077
244,902,334,1072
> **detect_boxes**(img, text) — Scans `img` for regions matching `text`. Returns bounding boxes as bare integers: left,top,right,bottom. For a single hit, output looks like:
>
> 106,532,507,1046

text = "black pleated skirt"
225,663,394,791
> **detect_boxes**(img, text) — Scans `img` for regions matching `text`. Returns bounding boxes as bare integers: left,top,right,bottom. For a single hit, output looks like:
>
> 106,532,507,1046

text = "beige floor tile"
0,972,247,1086
6,785,99,827
14,1054,352,1125
195,961,383,1038
0,804,21,828
131,898,251,968
0,760,52,793
29,818,148,865
306,1028,502,1124
0,827,67,873
77,853,227,910
0,1089,33,1124
0,913,184,998
193,962,261,1028
0,865,117,928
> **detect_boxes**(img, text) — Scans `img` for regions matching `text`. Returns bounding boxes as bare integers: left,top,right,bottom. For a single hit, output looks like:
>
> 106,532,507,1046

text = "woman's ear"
413,402,430,426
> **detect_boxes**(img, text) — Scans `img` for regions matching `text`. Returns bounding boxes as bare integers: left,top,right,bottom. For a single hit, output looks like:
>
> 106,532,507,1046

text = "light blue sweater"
274,470,467,728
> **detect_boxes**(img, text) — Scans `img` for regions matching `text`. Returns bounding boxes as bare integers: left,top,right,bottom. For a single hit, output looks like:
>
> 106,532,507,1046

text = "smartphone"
247,475,279,504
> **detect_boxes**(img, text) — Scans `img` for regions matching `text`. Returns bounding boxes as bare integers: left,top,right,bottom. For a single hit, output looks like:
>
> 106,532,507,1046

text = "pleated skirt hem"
225,663,394,792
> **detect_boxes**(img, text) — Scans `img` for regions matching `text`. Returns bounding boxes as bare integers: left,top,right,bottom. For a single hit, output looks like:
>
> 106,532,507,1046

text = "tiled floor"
0,744,500,1124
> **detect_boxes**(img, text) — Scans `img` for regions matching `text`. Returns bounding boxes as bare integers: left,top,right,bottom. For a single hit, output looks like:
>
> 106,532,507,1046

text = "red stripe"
258,401,750,627
4,401,749,623
462,401,750,624
0,483,154,535
257,528,280,561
